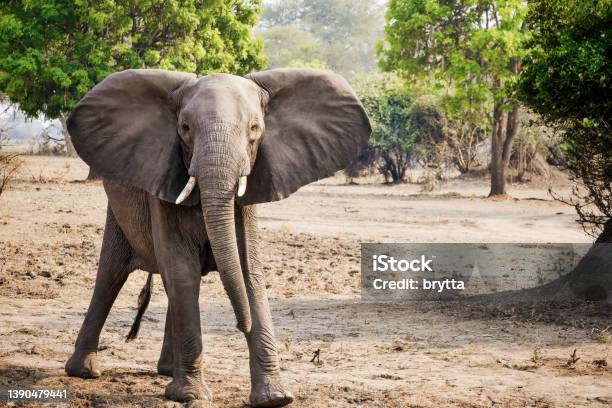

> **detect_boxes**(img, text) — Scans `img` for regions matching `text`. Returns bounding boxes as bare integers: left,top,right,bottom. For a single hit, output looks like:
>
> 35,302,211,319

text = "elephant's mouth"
175,175,247,205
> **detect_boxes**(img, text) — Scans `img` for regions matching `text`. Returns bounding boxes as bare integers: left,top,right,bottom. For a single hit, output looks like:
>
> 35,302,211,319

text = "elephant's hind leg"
65,206,135,378
157,307,174,376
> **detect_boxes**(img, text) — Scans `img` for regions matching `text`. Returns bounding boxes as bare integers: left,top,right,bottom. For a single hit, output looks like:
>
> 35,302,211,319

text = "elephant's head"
67,68,371,333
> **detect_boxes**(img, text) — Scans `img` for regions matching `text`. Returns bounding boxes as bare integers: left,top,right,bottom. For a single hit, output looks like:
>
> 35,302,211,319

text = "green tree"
378,0,528,196
258,26,320,68
258,0,384,78
407,96,450,180
0,0,266,158
516,0,611,240
354,74,417,183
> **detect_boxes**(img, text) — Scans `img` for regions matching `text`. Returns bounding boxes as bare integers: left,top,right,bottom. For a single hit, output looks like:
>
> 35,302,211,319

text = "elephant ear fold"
239,68,371,205
67,69,200,206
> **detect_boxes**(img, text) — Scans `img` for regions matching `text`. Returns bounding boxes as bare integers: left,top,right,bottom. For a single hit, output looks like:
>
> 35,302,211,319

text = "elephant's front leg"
158,250,211,402
238,206,294,407
152,207,211,403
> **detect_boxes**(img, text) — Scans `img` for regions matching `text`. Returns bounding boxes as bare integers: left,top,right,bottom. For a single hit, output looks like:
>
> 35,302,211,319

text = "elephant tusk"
237,176,247,197
175,176,196,204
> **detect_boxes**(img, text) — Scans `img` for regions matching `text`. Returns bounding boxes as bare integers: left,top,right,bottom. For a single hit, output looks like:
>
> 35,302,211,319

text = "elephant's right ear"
68,69,199,205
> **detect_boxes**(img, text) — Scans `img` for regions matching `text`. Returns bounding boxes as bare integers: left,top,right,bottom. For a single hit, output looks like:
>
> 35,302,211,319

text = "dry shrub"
0,135,23,197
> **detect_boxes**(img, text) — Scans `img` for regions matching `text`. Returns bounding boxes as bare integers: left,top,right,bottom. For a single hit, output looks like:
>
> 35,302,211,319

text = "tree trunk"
389,164,400,183
380,152,402,183
489,59,521,197
489,106,519,197
517,143,526,182
502,106,518,166
488,101,506,196
59,115,76,157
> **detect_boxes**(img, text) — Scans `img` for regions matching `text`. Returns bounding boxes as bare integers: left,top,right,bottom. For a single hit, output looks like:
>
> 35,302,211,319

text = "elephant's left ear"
239,68,371,205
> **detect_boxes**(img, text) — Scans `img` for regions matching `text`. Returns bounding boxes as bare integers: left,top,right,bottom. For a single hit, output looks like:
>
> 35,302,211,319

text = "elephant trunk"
196,126,252,334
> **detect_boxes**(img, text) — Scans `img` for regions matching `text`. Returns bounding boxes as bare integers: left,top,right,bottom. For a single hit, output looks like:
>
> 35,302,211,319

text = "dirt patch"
0,156,609,407
437,301,612,330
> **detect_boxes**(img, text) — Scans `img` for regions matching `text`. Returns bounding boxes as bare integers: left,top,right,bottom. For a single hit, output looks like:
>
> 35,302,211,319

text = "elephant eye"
181,122,190,133
250,123,259,132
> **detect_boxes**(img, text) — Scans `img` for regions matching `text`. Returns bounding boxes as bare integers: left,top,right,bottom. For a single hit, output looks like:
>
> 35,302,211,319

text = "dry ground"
0,156,610,407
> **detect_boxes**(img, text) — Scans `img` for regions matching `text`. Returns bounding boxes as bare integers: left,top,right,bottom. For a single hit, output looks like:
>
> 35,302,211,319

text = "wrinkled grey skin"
63,68,370,406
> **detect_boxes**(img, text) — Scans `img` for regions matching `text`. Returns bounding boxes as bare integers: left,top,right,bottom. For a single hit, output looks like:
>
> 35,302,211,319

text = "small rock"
38,270,52,278
593,359,607,368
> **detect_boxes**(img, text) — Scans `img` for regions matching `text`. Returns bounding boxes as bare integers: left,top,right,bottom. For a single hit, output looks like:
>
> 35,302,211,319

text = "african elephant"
63,68,371,406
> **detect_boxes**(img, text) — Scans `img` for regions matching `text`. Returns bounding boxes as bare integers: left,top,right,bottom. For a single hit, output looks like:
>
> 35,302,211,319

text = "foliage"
444,119,487,174
379,0,527,100
516,0,611,238
510,112,557,181
408,96,487,178
408,96,447,168
353,74,454,184
353,74,415,183
516,0,610,125
343,145,376,181
285,57,328,70
258,26,320,68
378,0,528,194
258,0,384,78
0,0,267,119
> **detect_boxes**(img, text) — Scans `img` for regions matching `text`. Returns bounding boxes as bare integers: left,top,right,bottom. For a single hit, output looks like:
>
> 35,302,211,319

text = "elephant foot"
164,376,212,403
65,350,101,378
250,377,294,407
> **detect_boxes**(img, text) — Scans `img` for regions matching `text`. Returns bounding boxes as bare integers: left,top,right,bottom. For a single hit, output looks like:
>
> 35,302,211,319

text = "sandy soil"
0,156,610,407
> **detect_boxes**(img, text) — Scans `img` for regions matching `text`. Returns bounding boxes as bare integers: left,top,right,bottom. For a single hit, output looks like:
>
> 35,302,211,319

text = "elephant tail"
126,272,153,342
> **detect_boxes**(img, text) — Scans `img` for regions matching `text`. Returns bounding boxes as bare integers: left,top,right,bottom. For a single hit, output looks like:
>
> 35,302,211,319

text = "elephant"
63,68,371,406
